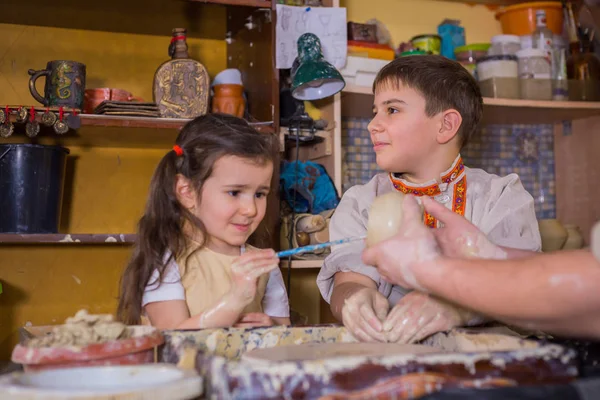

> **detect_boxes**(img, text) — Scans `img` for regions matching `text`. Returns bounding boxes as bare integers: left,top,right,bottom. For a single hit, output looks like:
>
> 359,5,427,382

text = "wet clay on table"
26,309,128,348
243,342,442,362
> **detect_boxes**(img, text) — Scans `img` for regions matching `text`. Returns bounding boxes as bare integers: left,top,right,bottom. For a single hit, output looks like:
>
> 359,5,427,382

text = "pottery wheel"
242,342,442,362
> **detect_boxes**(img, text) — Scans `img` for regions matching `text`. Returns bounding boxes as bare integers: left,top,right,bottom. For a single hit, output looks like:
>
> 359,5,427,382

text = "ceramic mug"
83,88,144,114
28,60,86,110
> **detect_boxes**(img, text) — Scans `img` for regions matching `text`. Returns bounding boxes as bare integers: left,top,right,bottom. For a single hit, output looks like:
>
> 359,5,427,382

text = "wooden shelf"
2,115,274,149
439,0,528,5
341,85,600,124
189,0,271,7
79,114,273,132
0,233,136,245
482,98,600,124
1,0,227,40
280,259,323,269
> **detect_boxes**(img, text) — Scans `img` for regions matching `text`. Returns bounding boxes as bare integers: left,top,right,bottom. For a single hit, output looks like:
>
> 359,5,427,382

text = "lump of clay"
27,309,129,348
366,191,407,247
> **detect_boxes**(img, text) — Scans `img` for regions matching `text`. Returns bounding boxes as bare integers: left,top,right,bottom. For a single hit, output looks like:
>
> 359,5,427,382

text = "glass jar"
477,55,518,81
477,55,519,99
454,43,490,77
567,31,600,101
489,35,521,56
516,48,552,100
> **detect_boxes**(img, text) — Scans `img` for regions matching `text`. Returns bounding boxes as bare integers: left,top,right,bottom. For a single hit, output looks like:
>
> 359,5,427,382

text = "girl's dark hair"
117,113,276,325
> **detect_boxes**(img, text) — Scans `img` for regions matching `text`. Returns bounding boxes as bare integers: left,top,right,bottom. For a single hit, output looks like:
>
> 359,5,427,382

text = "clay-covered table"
161,324,578,399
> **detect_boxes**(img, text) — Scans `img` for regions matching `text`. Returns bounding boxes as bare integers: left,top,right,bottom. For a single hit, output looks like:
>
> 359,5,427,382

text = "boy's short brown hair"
373,55,483,148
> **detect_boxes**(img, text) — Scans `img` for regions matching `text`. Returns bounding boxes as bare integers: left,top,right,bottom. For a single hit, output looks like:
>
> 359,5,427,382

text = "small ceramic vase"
562,224,584,250
211,84,245,118
538,219,568,252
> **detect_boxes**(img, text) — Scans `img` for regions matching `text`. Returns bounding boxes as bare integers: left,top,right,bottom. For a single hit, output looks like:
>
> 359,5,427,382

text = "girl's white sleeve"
142,256,185,307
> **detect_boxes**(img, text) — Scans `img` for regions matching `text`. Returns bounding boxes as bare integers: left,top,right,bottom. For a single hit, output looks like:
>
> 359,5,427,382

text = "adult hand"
230,249,279,305
382,291,469,344
420,196,506,260
362,195,440,291
342,287,390,342
233,312,273,328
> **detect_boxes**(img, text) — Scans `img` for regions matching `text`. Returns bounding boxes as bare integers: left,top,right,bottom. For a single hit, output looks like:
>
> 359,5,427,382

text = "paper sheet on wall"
275,5,347,70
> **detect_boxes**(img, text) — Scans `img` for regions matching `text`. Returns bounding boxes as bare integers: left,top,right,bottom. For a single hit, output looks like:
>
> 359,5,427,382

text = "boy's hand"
342,287,390,342
382,291,471,343
230,249,279,305
233,312,273,328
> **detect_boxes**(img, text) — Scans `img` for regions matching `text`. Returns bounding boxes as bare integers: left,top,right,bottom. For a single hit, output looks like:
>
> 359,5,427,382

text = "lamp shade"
291,33,345,100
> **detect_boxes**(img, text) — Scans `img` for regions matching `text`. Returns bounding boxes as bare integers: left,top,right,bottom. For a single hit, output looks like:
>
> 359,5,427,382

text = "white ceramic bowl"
212,68,243,86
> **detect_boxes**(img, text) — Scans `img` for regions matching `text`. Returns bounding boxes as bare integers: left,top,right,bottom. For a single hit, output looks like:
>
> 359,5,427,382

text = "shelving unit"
0,0,284,359
4,115,274,148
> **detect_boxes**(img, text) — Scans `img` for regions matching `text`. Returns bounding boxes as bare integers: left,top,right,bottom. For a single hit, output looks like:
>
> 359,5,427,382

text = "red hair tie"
173,145,184,156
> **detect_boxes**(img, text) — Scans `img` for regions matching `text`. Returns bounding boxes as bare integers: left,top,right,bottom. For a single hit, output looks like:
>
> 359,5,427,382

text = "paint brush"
276,235,367,258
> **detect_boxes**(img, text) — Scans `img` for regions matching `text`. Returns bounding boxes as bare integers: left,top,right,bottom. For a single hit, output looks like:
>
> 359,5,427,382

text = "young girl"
117,114,290,329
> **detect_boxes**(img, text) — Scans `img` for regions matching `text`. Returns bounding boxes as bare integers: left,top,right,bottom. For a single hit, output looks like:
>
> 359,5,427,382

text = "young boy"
317,55,541,344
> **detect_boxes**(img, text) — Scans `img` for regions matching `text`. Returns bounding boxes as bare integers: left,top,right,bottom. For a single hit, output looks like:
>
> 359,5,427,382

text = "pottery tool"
276,235,366,258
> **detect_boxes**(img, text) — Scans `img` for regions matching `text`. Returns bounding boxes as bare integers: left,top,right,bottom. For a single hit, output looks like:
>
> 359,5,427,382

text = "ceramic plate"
0,364,202,399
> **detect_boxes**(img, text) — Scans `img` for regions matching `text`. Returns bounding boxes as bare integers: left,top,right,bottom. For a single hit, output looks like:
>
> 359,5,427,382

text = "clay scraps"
26,309,129,348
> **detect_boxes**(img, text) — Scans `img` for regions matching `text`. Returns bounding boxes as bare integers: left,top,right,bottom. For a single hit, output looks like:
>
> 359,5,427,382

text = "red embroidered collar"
389,156,465,197
389,156,467,228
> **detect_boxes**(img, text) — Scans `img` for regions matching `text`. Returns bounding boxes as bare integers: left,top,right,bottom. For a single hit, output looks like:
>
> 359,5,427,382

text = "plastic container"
495,1,563,36
489,35,521,55
410,34,442,55
516,48,552,100
476,55,519,81
438,20,465,60
339,56,390,88
454,43,491,77
479,77,520,99
400,49,427,57
0,144,69,233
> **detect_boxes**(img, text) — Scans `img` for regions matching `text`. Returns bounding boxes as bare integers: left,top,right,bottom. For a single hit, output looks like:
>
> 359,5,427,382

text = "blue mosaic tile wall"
462,124,556,220
341,117,556,219
342,118,382,193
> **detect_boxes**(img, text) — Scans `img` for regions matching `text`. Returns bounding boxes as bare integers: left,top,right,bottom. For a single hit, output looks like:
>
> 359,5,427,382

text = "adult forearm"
419,250,600,338
500,246,537,259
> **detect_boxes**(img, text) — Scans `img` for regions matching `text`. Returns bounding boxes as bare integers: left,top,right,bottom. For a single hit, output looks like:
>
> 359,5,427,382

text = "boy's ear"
437,109,462,144
175,174,197,210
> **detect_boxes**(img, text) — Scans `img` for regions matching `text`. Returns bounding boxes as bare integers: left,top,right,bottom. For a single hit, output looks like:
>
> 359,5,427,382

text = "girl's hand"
233,312,273,328
230,249,279,305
